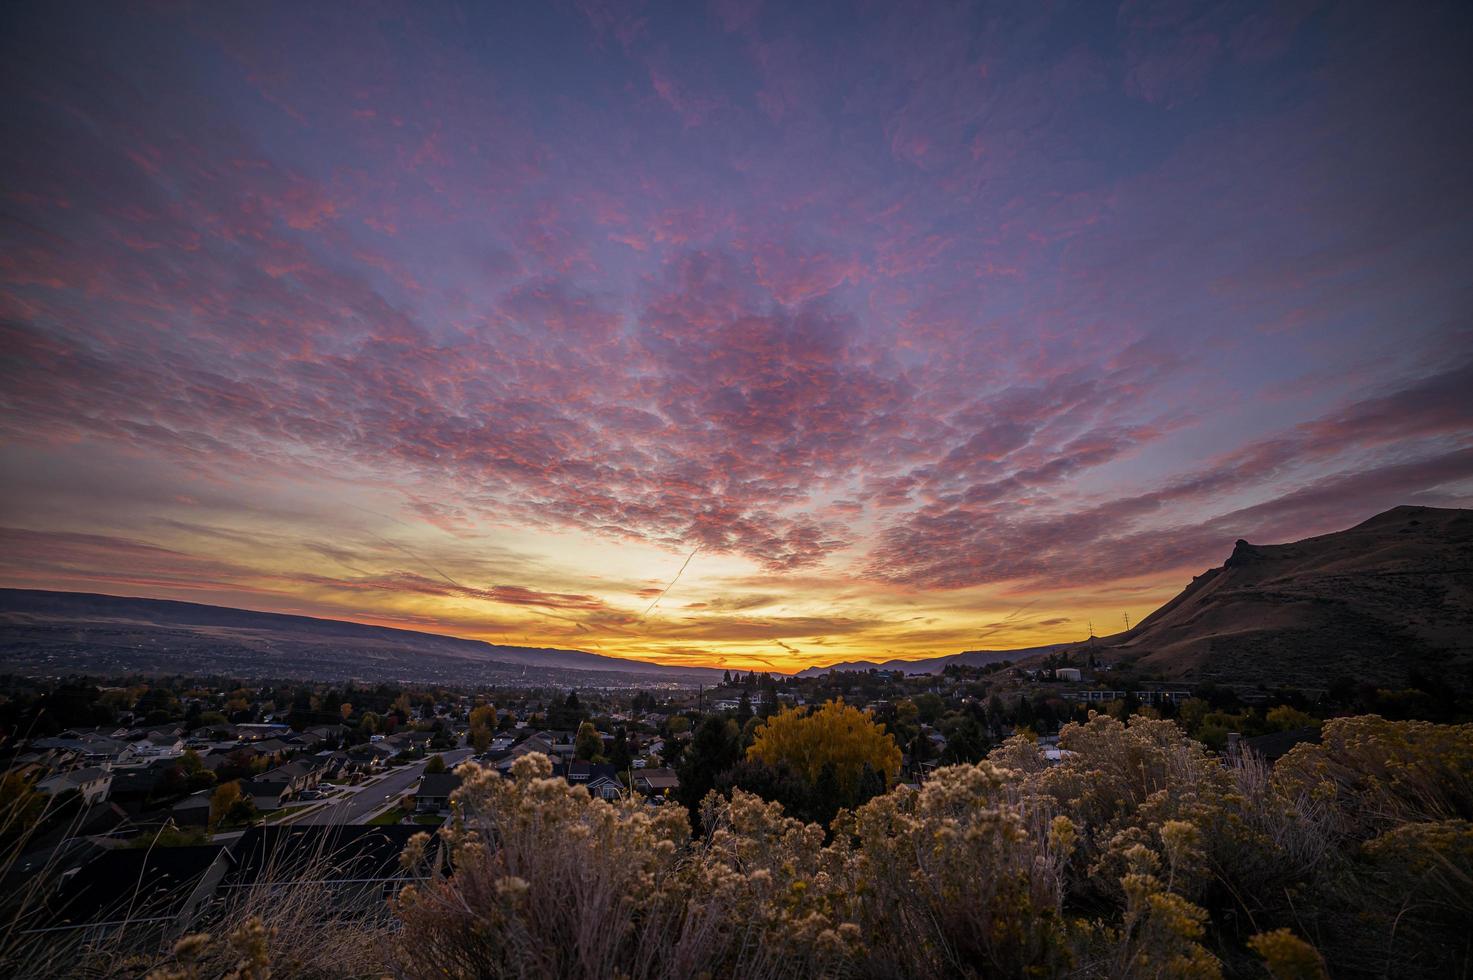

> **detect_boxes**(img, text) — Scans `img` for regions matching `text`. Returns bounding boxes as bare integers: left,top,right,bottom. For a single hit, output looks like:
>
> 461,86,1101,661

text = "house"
415,772,462,813
564,762,623,800
46,845,234,941
349,742,397,770
127,731,185,761
241,778,290,812
286,730,326,751
1053,667,1082,682
36,767,113,806
171,789,214,826
303,724,347,745
226,825,440,908
258,760,322,797
233,723,292,742
32,731,130,765
249,737,291,757
632,768,680,797
491,734,554,772
105,765,171,809
533,730,576,760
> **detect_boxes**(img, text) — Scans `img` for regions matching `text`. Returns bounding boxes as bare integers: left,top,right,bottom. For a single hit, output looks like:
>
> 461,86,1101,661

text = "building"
258,760,323,798
241,778,290,812
564,761,623,800
171,789,214,826
36,767,114,806
415,772,462,813
1053,667,1082,682
45,845,234,942
1057,690,1191,704
632,768,680,798
226,825,441,908
127,731,185,761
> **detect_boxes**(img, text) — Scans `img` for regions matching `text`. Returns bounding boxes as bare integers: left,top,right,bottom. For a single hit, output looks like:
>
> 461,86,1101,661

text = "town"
6,643,1434,954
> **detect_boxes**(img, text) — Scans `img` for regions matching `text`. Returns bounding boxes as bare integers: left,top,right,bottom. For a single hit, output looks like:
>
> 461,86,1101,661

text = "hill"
0,589,722,686
1090,505,1473,691
803,505,1473,691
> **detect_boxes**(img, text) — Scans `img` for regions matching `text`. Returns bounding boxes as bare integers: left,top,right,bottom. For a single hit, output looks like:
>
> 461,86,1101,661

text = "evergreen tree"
942,714,991,764
1015,695,1036,732
609,727,632,770
676,715,741,823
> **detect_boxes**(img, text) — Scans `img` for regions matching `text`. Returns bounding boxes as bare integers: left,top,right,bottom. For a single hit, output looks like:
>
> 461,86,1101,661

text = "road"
297,748,473,826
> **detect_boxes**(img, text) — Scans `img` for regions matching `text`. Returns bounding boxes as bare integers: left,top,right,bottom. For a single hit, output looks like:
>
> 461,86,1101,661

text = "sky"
1,1,1471,674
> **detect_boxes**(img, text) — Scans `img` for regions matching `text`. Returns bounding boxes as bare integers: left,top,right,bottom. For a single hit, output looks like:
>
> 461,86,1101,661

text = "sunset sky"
2,1,1470,673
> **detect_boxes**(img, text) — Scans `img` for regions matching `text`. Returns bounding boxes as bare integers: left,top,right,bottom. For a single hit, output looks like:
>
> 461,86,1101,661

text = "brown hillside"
1089,505,1473,691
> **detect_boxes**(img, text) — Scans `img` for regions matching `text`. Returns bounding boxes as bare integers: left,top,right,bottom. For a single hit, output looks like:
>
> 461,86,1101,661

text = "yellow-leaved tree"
746,700,901,797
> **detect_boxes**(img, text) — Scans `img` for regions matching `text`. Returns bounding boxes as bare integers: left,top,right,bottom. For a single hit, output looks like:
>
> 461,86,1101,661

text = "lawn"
367,803,409,826
261,803,313,823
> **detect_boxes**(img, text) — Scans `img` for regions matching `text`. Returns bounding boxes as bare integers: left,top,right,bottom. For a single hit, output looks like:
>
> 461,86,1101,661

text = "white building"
37,767,113,805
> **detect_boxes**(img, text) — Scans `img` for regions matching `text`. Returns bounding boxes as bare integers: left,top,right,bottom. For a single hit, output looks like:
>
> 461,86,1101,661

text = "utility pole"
1123,611,1131,631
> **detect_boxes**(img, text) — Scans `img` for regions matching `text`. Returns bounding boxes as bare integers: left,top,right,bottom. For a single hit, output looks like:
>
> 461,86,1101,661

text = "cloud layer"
1,0,1470,668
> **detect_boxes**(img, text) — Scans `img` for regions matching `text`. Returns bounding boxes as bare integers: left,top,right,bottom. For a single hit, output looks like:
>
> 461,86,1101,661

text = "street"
297,748,473,826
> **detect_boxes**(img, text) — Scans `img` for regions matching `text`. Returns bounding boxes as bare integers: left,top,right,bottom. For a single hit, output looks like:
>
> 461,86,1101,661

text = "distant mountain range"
3,506,1468,691
795,646,1065,678
801,506,1473,692
0,590,723,686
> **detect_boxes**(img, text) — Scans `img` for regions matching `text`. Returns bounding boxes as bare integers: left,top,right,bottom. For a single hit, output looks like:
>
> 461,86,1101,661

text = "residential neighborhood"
1,659,1345,947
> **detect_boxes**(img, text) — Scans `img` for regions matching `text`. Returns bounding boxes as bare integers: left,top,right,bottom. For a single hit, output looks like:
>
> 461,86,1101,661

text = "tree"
676,715,742,818
746,700,902,799
226,795,258,825
425,754,448,774
609,727,632,771
340,702,354,720
360,711,381,735
471,726,492,753
736,690,753,724
210,781,241,827
942,713,991,764
914,692,945,725
1266,704,1315,731
575,721,602,761
550,692,586,730
469,704,497,731
0,772,46,843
